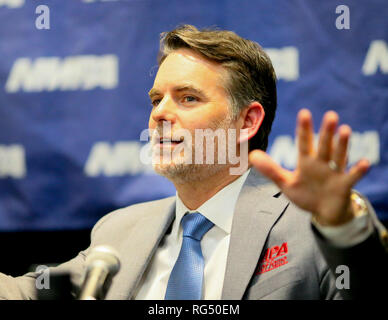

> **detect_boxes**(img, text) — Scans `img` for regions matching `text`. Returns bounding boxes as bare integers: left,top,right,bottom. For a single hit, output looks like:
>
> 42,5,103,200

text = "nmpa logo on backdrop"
0,0,24,8
5,55,119,92
362,40,388,76
84,141,153,177
269,131,380,169
265,47,299,81
0,144,26,178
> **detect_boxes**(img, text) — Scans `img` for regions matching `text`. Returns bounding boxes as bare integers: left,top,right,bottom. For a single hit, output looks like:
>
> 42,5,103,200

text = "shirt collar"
175,168,251,236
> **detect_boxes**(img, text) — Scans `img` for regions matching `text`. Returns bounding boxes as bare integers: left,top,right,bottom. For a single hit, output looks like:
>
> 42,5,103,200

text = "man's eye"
183,96,197,103
151,99,161,107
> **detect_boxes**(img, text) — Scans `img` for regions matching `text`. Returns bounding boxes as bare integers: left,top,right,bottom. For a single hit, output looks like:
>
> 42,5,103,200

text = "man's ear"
237,102,265,144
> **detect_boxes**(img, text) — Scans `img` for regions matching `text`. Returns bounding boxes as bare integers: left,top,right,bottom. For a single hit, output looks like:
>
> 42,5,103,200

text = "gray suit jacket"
1,169,387,300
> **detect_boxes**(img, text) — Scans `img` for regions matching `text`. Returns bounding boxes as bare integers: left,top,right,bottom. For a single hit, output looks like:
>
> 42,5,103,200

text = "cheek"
148,117,156,129
184,106,229,129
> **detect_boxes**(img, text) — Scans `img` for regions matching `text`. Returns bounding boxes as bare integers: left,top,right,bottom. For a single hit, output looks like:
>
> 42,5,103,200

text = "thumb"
249,150,289,188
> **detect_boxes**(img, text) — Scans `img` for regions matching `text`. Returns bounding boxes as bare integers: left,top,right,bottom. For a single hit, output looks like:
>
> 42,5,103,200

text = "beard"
154,162,226,184
151,114,235,184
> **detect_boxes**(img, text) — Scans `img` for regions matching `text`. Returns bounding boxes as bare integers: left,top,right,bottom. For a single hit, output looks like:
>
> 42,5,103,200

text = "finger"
333,124,351,171
317,111,338,162
345,159,370,187
249,150,291,189
297,109,314,157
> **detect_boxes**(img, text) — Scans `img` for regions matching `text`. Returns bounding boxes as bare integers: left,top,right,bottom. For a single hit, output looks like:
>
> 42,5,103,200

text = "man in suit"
1,24,387,300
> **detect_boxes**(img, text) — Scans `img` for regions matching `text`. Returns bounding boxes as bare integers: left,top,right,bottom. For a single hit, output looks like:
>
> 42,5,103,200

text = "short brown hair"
157,24,277,151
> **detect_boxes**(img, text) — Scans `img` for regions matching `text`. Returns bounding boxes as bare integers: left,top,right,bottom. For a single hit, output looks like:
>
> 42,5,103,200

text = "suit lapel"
221,169,289,299
106,197,176,300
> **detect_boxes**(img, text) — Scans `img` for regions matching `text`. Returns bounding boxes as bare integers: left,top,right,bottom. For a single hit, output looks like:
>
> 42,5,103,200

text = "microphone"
79,245,120,300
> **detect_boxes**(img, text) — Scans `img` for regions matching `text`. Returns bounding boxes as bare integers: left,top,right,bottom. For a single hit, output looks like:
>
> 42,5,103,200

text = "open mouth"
157,138,184,147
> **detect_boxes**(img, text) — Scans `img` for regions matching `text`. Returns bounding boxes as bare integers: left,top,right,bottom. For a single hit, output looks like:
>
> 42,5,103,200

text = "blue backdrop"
0,0,387,231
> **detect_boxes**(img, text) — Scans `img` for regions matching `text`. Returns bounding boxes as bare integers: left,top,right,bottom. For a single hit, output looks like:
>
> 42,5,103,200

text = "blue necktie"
165,212,214,300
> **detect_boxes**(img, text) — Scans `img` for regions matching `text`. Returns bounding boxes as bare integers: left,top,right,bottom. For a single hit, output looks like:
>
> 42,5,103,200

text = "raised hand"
248,109,370,226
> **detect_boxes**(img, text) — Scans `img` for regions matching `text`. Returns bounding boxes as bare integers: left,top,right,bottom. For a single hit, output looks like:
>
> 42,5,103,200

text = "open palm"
249,109,369,226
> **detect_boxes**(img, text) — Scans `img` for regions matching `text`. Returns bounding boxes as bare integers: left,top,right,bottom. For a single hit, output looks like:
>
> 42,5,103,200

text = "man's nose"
151,96,177,124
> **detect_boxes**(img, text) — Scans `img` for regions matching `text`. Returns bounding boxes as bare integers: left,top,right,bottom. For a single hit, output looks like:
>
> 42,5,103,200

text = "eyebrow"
148,85,207,99
148,88,161,99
